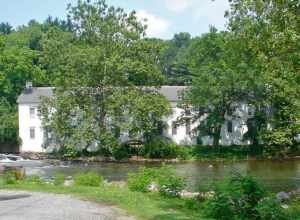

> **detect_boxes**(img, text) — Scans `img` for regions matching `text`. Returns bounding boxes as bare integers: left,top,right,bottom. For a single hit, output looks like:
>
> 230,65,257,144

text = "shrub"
53,173,65,186
23,175,44,185
74,172,103,187
156,166,186,197
1,172,17,185
141,137,180,159
127,167,157,192
112,145,130,160
128,166,186,197
59,145,79,159
204,173,267,220
204,192,236,220
256,197,288,220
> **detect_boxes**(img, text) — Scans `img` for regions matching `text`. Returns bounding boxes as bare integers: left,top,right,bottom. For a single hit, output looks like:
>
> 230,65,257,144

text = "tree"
160,32,192,85
0,33,44,145
0,22,13,35
227,0,300,148
40,0,170,153
183,25,265,147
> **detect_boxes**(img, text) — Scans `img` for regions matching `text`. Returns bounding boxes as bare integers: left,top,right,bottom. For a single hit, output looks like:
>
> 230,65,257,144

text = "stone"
276,192,290,202
180,190,200,198
64,180,74,187
148,182,159,192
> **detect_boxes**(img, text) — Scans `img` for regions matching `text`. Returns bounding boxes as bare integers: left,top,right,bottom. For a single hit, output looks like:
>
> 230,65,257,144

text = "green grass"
0,181,207,220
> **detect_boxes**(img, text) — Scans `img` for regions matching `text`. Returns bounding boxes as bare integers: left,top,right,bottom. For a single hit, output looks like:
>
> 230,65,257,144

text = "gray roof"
17,87,54,104
17,86,187,104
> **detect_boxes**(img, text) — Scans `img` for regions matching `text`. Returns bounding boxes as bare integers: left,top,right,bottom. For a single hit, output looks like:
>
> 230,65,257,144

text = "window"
172,122,177,136
248,107,255,117
186,120,191,135
227,121,233,133
30,107,35,119
30,127,35,139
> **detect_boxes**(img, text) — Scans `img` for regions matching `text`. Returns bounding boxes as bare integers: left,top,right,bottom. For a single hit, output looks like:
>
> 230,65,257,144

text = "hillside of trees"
0,0,299,154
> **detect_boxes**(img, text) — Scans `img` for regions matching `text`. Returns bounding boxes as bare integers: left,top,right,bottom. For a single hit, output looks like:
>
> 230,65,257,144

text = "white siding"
19,104,44,152
18,102,252,152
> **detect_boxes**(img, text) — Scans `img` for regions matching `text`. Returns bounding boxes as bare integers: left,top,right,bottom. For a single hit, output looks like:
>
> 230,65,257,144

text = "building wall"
18,102,252,152
19,103,45,152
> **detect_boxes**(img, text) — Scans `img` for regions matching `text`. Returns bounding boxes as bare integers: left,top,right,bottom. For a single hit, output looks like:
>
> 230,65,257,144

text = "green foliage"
74,172,103,187
112,145,130,160
192,145,263,159
1,172,17,185
141,137,180,159
39,0,170,155
204,173,290,220
256,197,288,220
128,167,157,192
128,166,186,197
156,166,186,197
160,32,192,85
22,175,44,185
58,145,80,159
53,173,65,186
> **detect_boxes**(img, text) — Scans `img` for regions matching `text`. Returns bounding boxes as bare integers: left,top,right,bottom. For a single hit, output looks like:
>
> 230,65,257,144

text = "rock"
64,179,74,187
107,181,127,188
148,182,159,192
276,192,290,202
180,190,200,199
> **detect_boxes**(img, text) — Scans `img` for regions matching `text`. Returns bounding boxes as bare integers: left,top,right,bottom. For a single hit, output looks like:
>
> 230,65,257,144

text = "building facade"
17,86,251,152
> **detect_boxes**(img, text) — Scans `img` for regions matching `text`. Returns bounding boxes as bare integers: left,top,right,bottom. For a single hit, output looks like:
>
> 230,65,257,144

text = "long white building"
17,85,252,152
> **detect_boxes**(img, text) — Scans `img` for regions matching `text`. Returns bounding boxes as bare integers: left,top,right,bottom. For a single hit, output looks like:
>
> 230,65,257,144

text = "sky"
0,0,229,39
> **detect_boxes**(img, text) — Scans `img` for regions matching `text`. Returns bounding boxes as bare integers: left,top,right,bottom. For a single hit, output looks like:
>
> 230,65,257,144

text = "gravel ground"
0,191,136,220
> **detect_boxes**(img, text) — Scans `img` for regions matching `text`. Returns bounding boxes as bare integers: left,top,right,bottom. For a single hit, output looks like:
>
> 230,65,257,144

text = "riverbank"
18,149,300,163
1,173,300,220
0,182,203,220
0,190,137,220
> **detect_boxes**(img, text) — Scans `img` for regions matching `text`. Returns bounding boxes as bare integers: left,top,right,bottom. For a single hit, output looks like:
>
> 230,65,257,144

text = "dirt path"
0,191,137,220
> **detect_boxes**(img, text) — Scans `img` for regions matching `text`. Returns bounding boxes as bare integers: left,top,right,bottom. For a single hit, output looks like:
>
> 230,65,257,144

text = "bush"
128,166,186,197
204,173,290,220
74,172,103,187
192,145,254,159
23,175,44,185
256,197,288,220
1,172,17,185
53,173,65,186
141,137,180,159
128,167,157,192
204,192,236,220
156,166,186,197
112,145,130,160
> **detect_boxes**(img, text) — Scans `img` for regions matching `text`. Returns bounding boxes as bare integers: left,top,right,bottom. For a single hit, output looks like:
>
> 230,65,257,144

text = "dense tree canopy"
0,0,299,154
39,0,170,153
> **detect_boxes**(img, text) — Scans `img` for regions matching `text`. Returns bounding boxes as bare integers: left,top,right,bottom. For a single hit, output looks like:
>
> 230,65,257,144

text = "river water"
1,155,300,192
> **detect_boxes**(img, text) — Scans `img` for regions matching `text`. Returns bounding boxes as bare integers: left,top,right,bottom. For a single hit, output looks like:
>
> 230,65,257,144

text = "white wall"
18,102,252,152
18,104,44,152
164,103,252,146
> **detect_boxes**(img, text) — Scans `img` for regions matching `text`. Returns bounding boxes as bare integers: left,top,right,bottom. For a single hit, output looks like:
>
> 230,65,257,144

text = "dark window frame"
30,127,35,139
227,121,233,133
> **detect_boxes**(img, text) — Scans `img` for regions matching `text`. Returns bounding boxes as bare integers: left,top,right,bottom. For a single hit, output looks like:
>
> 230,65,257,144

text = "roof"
17,86,187,104
17,87,54,104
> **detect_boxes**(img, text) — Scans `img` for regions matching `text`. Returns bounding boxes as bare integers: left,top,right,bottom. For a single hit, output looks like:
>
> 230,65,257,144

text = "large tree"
227,0,300,149
184,27,257,146
40,0,170,153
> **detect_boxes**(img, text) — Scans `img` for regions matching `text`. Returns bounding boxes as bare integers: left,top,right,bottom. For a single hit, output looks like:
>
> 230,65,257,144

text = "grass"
0,180,206,220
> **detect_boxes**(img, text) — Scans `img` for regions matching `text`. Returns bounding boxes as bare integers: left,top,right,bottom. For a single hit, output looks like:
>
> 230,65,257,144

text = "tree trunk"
213,123,222,147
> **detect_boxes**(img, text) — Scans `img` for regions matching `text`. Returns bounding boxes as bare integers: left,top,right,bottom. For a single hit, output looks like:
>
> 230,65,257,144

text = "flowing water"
1,154,300,192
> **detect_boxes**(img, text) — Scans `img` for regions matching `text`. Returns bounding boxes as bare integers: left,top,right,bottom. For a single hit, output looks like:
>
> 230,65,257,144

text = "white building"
17,85,251,152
